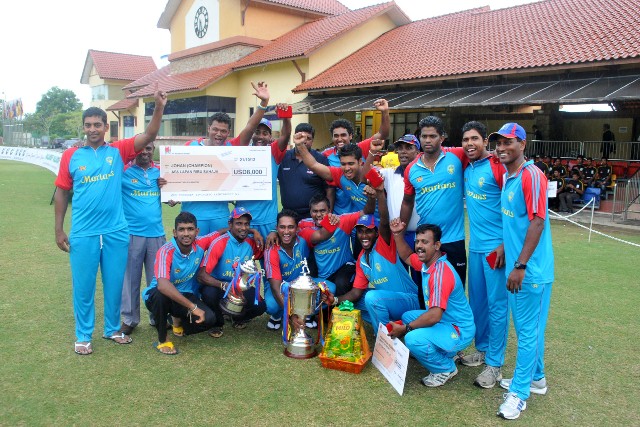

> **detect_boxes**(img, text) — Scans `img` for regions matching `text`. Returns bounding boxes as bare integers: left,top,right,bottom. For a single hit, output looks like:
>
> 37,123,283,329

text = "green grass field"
1,160,639,426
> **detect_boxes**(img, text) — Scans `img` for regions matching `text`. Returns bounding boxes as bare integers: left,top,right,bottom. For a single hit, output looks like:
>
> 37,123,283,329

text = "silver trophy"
284,259,321,359
220,257,262,316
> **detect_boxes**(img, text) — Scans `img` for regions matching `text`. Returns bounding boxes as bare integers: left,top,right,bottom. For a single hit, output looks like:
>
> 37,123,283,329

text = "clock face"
194,6,208,38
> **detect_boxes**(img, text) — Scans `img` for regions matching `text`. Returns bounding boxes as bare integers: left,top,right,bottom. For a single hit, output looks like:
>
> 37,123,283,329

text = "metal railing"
611,170,640,222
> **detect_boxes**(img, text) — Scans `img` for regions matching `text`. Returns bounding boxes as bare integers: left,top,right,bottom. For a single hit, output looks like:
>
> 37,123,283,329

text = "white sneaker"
500,377,548,395
266,316,282,331
460,351,485,367
421,368,458,387
497,392,527,420
474,365,502,389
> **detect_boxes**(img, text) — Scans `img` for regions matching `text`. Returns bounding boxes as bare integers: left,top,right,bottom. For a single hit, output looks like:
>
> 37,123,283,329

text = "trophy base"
284,347,318,359
219,299,245,316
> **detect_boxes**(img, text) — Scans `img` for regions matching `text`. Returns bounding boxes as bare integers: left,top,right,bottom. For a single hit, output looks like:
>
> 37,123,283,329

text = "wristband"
332,296,339,306
257,104,268,111
320,214,339,233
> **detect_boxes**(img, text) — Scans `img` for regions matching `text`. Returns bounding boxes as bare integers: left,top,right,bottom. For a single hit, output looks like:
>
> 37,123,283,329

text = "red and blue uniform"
200,231,265,325
353,235,420,334
55,138,138,342
328,166,379,219
263,236,334,318
298,213,357,279
322,138,372,215
404,148,468,283
181,137,242,235
238,141,287,240
402,254,475,373
142,232,220,300
464,156,509,368
501,161,554,401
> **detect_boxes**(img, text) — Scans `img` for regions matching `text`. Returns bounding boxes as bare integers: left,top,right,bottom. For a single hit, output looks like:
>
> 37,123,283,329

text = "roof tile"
260,0,349,15
294,0,640,92
234,2,395,69
127,64,232,98
88,49,157,81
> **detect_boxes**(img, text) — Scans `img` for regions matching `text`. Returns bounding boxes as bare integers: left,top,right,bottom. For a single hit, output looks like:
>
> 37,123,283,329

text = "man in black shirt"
558,171,584,213
277,123,332,219
595,158,612,192
582,157,597,187
601,124,616,160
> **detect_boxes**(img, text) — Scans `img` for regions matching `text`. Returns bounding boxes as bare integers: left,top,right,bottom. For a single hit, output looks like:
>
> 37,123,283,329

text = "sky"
1,0,540,114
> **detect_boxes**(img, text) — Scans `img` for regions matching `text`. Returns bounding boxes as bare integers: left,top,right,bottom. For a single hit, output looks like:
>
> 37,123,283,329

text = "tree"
36,87,82,117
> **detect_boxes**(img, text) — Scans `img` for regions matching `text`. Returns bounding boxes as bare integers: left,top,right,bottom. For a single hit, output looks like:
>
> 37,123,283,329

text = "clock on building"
194,6,208,38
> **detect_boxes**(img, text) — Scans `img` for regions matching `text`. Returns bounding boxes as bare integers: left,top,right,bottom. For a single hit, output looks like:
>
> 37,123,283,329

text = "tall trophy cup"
220,257,263,316
283,259,322,359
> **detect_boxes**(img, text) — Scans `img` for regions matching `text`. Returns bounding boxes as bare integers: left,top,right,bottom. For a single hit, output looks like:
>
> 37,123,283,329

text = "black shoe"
120,323,134,335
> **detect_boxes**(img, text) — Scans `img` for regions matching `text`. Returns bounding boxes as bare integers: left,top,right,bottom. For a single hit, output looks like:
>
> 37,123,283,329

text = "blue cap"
488,123,526,142
229,207,252,220
258,118,272,131
355,214,379,229
394,134,421,151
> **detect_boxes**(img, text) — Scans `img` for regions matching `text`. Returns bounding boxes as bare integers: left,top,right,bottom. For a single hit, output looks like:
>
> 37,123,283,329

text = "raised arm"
371,99,390,141
275,103,292,152
389,218,413,263
293,132,332,181
374,183,391,245
133,83,167,152
363,138,385,176
235,81,271,146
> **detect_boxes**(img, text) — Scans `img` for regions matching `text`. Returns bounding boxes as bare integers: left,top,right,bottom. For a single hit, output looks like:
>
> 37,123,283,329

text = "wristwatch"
405,324,414,333
514,261,527,270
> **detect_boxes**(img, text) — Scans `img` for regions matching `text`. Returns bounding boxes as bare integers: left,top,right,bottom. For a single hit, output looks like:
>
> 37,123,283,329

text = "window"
110,121,119,139
390,112,419,142
92,85,108,101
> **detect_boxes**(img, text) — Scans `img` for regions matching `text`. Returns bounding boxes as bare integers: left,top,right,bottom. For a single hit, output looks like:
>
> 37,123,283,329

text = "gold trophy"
283,259,322,359
220,257,263,316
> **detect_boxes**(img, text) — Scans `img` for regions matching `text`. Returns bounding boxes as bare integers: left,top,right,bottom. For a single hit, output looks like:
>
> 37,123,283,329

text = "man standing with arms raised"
491,123,553,420
54,85,167,355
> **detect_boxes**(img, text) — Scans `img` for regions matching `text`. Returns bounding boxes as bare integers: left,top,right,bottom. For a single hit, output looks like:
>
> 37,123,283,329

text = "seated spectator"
549,169,565,210
582,157,597,186
570,154,585,177
550,157,568,178
534,154,549,176
594,158,612,192
558,171,584,213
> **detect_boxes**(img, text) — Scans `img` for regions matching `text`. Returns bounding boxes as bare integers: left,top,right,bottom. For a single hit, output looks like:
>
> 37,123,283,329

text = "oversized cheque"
159,145,272,202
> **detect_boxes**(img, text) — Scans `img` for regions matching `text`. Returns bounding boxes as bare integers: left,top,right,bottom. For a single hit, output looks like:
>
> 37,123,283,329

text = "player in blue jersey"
324,180,420,335
54,85,166,355
459,121,509,388
120,141,169,335
388,222,475,387
237,108,291,241
263,209,336,330
143,212,220,355
197,207,265,337
400,116,468,285
491,123,554,420
178,81,271,235
321,100,390,215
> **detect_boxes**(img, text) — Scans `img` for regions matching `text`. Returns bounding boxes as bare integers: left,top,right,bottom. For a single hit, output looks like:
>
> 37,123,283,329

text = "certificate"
372,323,410,396
159,145,272,202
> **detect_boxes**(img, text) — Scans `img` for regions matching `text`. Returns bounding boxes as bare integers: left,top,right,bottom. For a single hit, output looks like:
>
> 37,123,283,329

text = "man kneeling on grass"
142,212,219,355
387,222,475,387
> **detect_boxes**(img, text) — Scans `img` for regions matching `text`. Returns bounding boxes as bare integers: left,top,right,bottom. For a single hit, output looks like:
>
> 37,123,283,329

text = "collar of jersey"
170,238,196,257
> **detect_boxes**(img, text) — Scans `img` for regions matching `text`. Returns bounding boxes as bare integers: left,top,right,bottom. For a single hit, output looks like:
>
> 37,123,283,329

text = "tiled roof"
127,64,233,98
106,97,139,111
85,49,157,81
168,36,271,62
294,0,640,92
234,2,398,69
258,0,349,15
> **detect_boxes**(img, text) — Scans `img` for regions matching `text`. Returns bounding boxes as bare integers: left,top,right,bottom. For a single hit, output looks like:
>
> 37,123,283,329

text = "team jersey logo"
508,191,514,202
346,186,352,191
295,250,300,258
131,179,138,183
283,263,289,269
447,164,455,174
226,259,232,264
478,177,485,188
175,268,181,273
532,283,539,288
330,237,336,243
416,176,423,183
451,332,459,339
79,166,86,171
375,263,381,272
165,146,171,154
106,157,113,165
195,257,201,264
